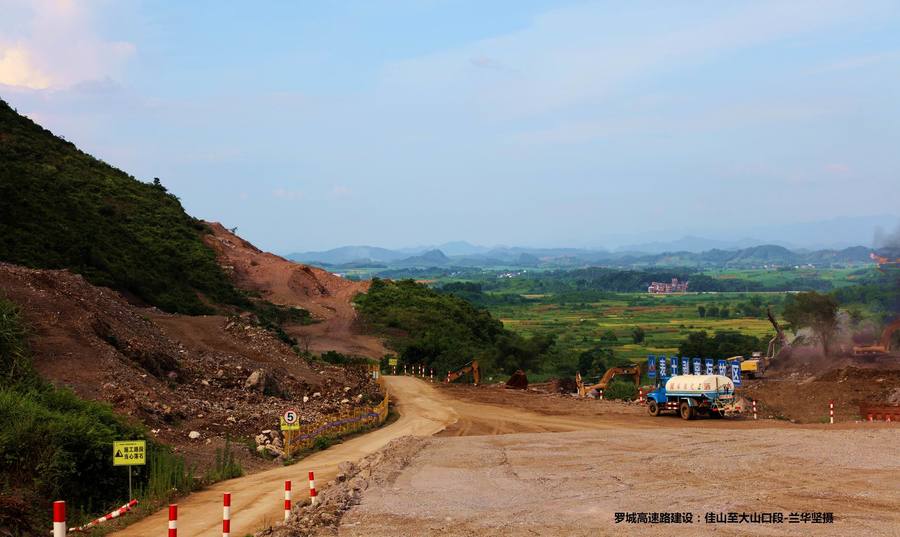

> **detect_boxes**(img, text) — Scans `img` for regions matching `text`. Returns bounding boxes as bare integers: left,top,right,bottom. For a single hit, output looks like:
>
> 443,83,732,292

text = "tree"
782,291,839,355
577,347,612,377
697,305,706,318
719,306,730,318
707,305,720,318
631,326,645,344
600,330,618,344
678,330,762,359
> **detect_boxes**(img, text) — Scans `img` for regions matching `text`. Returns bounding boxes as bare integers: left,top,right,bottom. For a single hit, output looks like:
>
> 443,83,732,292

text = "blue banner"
647,355,656,378
705,358,714,375
730,360,742,386
681,357,690,376
659,355,668,378
693,358,702,375
717,359,727,377
670,356,679,376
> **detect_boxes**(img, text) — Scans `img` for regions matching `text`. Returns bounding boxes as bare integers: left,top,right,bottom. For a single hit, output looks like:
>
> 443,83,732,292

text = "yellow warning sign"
280,416,300,431
388,357,398,366
113,440,146,466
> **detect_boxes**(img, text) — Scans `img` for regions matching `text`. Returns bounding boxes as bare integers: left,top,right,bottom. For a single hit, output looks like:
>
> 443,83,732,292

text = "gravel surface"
338,427,900,536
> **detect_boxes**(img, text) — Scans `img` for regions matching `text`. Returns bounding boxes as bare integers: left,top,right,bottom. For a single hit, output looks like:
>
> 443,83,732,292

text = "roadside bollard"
223,493,231,537
309,471,318,505
752,400,758,420
430,369,434,382
53,501,65,537
599,389,604,401
404,365,407,375
888,414,893,423
868,414,873,422
168,504,177,537
284,480,292,522
829,400,834,424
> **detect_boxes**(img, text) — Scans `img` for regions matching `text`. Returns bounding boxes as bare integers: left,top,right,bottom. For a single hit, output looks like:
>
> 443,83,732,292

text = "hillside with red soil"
0,262,382,470
202,222,388,359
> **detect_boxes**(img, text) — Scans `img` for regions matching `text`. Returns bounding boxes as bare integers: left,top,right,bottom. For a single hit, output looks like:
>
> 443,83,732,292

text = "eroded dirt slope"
203,223,388,358
0,262,380,469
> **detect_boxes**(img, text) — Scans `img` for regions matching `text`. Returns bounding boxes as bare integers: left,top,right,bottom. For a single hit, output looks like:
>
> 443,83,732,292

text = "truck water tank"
665,375,734,394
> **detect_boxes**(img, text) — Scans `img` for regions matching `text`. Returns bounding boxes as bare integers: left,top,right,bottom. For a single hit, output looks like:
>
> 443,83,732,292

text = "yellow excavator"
575,364,641,397
445,360,480,385
853,319,900,356
739,307,790,378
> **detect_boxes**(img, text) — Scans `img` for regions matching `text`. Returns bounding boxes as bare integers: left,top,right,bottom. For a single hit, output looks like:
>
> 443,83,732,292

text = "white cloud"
0,0,135,89
273,188,304,201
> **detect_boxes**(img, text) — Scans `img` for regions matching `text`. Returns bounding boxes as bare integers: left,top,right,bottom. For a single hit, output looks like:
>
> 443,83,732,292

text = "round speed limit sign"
283,408,299,425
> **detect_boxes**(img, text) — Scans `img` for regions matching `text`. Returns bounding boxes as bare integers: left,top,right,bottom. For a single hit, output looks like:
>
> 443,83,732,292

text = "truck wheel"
679,401,694,420
648,401,660,417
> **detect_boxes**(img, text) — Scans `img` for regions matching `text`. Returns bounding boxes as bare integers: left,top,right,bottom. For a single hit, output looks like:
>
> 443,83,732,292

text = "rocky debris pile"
255,429,285,458
0,262,383,466
256,437,428,537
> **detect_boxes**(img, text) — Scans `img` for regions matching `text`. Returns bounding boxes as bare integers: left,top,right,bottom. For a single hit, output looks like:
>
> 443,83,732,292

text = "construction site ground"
111,376,899,537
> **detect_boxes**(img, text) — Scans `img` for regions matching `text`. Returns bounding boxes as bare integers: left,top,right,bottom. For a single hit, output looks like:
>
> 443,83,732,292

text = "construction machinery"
853,319,900,356
575,364,641,397
737,307,791,379
445,360,480,385
646,374,740,420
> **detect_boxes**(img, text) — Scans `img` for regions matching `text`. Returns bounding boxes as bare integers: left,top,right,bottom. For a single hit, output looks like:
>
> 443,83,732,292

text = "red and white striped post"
868,413,874,422
599,389,604,401
168,504,177,537
887,414,892,423
430,369,434,382
829,400,834,424
284,480,292,522
403,364,407,375
308,471,318,506
53,501,65,537
223,493,231,537
752,400,758,420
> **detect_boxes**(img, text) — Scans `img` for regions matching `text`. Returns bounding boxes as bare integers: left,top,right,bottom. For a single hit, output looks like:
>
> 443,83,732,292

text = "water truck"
646,374,739,420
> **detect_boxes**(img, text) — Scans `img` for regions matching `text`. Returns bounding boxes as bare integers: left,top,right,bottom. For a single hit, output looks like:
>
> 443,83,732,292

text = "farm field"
487,292,778,370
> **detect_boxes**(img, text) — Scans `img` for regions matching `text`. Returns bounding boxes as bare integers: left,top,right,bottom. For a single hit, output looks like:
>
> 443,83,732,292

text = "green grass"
488,292,777,367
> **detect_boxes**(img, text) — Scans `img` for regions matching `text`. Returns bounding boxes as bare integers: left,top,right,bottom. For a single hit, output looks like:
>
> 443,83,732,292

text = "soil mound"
203,223,388,358
0,262,381,468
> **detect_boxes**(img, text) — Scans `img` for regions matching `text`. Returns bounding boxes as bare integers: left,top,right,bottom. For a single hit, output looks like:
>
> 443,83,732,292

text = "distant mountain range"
287,242,875,270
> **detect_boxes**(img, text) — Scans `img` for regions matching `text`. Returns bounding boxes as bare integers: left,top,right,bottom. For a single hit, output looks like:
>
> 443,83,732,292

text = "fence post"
752,400,758,420
223,493,231,537
829,400,834,424
284,480,292,522
308,471,318,505
53,501,65,537
168,504,177,537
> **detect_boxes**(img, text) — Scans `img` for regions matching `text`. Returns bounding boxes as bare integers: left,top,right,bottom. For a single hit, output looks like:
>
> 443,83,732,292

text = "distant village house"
647,278,689,294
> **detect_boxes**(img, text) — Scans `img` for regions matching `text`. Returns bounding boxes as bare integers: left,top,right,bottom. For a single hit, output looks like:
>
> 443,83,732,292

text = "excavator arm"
446,360,480,385
576,364,641,397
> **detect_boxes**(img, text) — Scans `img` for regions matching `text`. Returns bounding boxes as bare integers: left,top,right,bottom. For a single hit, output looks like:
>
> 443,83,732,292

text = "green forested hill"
0,99,243,314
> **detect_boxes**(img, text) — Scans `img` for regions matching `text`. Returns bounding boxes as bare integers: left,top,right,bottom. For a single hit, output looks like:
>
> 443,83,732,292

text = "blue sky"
1,0,898,252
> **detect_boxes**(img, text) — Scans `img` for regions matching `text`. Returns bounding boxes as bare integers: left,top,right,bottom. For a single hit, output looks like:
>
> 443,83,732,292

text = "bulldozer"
575,364,641,397
445,360,480,385
853,319,900,356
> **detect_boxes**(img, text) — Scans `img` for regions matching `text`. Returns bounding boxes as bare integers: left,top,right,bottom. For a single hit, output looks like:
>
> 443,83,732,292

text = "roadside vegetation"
0,297,237,536
354,278,560,375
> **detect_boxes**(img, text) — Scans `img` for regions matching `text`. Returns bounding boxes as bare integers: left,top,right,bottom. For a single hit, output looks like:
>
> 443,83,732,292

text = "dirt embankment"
203,223,388,359
0,262,381,470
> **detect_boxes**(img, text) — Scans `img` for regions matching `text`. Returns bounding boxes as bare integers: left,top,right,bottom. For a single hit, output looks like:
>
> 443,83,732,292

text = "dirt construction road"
112,377,900,537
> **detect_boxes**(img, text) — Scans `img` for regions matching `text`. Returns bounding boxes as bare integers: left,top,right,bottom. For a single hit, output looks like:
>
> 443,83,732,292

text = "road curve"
111,376,462,537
